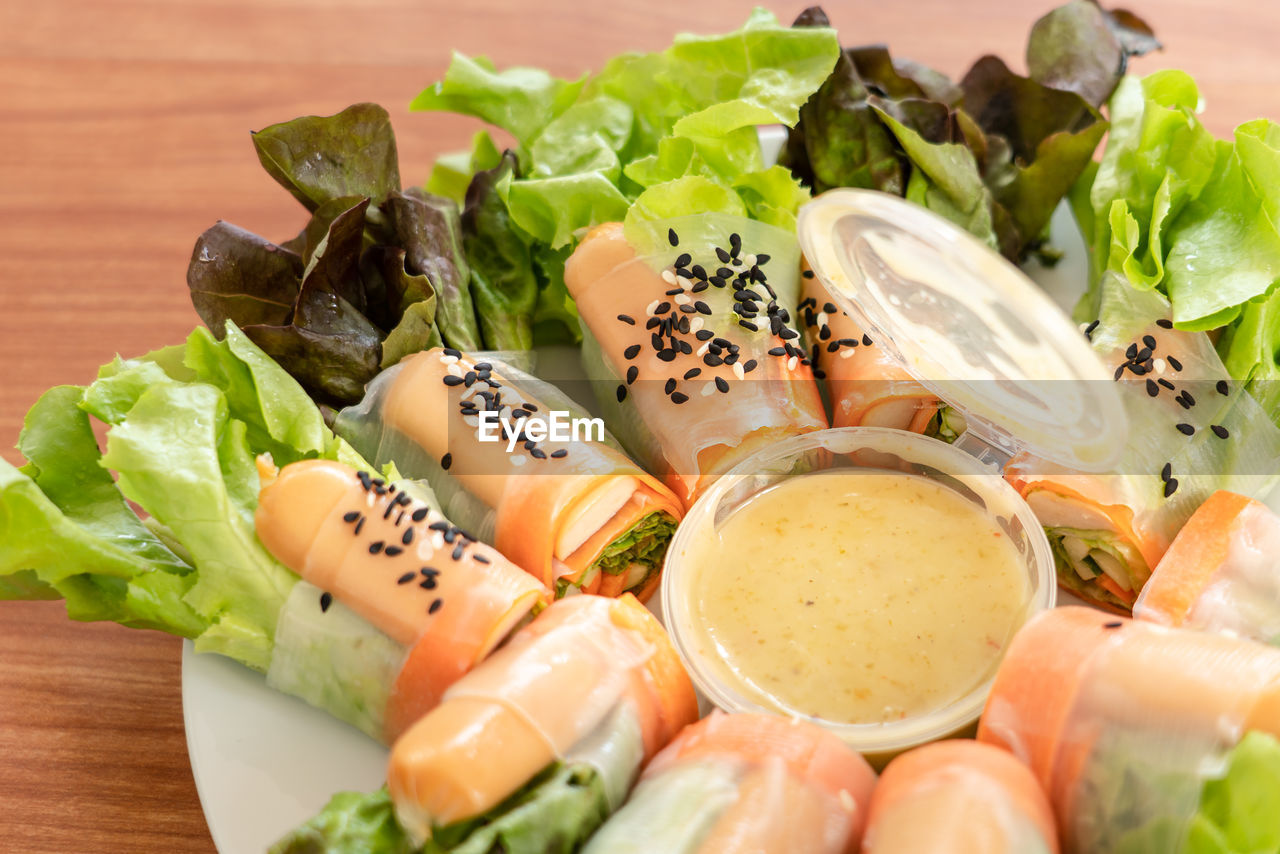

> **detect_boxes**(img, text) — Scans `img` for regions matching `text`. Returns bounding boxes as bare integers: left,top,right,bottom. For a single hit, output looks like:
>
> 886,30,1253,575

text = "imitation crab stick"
581,711,877,854
978,607,1280,851
336,349,683,600
387,594,697,845
255,458,546,741
862,740,1058,854
1134,490,1280,644
563,218,827,506
798,266,941,434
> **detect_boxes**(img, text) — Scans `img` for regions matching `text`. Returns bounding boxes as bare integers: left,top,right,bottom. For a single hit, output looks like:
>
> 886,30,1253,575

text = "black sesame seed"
695,301,712,315
695,329,715,341
626,365,639,385
1176,394,1192,410
691,265,707,280
354,518,365,535
679,304,697,314
674,253,691,268
1176,423,1195,436
757,254,771,265
1211,424,1230,439
862,335,874,346
827,341,841,353
320,592,332,612
768,347,786,356
369,541,384,555
399,528,413,546
1158,378,1175,390
1217,380,1230,395
664,378,677,395
443,347,462,358
683,368,702,380
1182,391,1196,406
617,313,636,325
342,511,359,523
1168,356,1183,371
1125,343,1139,359
655,301,671,314
441,453,452,471
819,325,832,341
1164,478,1180,498
670,392,689,404
739,320,759,332
1084,320,1100,339
1156,318,1174,329
646,317,662,331
1104,620,1123,629
429,521,449,532
419,577,437,590
1113,365,1126,381
1146,379,1159,397
624,344,641,360
709,276,726,288
705,354,723,367
715,376,729,393
451,544,465,561
550,449,568,459
778,328,797,340
1136,347,1152,361
717,267,733,279
668,228,679,247
397,572,416,585
691,280,709,293
1161,462,1172,482
716,247,731,263
802,269,815,279
429,598,443,615
443,375,465,386
666,287,684,296
616,384,628,402
651,332,664,349
657,349,677,362
531,448,547,460
1142,335,1157,350
743,359,758,373
385,545,404,557
730,232,741,249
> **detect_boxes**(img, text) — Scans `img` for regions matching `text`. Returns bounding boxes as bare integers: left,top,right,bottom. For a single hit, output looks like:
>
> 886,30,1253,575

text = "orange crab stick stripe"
382,349,684,598
1133,490,1264,627
799,267,939,432
255,459,546,739
863,740,1058,854
564,222,827,506
387,595,697,840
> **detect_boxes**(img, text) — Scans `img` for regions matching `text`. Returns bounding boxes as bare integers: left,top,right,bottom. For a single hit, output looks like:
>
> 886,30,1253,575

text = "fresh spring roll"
564,214,828,506
798,265,964,440
862,740,1058,854
386,593,698,848
335,349,683,600
582,711,877,854
1006,275,1280,611
1134,490,1280,645
978,607,1280,853
255,458,547,742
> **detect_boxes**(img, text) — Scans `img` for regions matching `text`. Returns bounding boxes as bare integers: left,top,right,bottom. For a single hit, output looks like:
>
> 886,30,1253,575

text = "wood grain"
1,1,1278,850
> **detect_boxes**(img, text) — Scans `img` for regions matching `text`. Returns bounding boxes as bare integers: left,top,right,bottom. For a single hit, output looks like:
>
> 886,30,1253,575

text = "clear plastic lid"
797,189,1127,472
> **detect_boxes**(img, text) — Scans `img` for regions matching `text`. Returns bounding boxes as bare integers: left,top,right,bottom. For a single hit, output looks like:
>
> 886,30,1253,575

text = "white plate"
183,186,1091,853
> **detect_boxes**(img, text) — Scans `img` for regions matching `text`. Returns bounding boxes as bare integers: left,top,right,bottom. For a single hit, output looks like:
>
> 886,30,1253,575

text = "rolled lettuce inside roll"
335,350,683,600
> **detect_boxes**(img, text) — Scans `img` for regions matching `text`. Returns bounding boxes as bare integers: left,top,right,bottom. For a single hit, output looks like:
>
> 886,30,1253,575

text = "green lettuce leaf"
269,788,415,854
1188,731,1280,853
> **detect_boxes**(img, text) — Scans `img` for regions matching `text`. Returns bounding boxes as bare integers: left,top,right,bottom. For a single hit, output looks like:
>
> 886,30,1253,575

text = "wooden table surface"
2,1,1277,850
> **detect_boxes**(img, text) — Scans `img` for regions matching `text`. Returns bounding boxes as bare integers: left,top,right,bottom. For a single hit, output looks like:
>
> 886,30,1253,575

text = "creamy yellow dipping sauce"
692,470,1028,724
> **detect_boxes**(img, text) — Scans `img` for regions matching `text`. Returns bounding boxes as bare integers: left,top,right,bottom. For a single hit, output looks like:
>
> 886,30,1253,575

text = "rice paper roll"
979,607,1280,853
582,711,876,854
255,458,547,742
387,593,698,848
798,264,961,439
1134,490,1280,646
335,349,683,599
564,214,828,505
1005,274,1280,611
863,740,1057,854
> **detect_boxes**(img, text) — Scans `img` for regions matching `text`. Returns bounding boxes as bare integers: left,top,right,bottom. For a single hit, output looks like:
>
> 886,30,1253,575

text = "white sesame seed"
689,317,704,333
448,363,464,377
510,455,526,467
733,362,745,380
1154,358,1167,374
677,275,694,289
701,383,716,397
675,293,692,305
742,253,757,267
698,342,710,357
787,356,798,371
661,269,677,285
646,300,660,317
816,312,828,328
440,354,459,365
840,348,855,359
